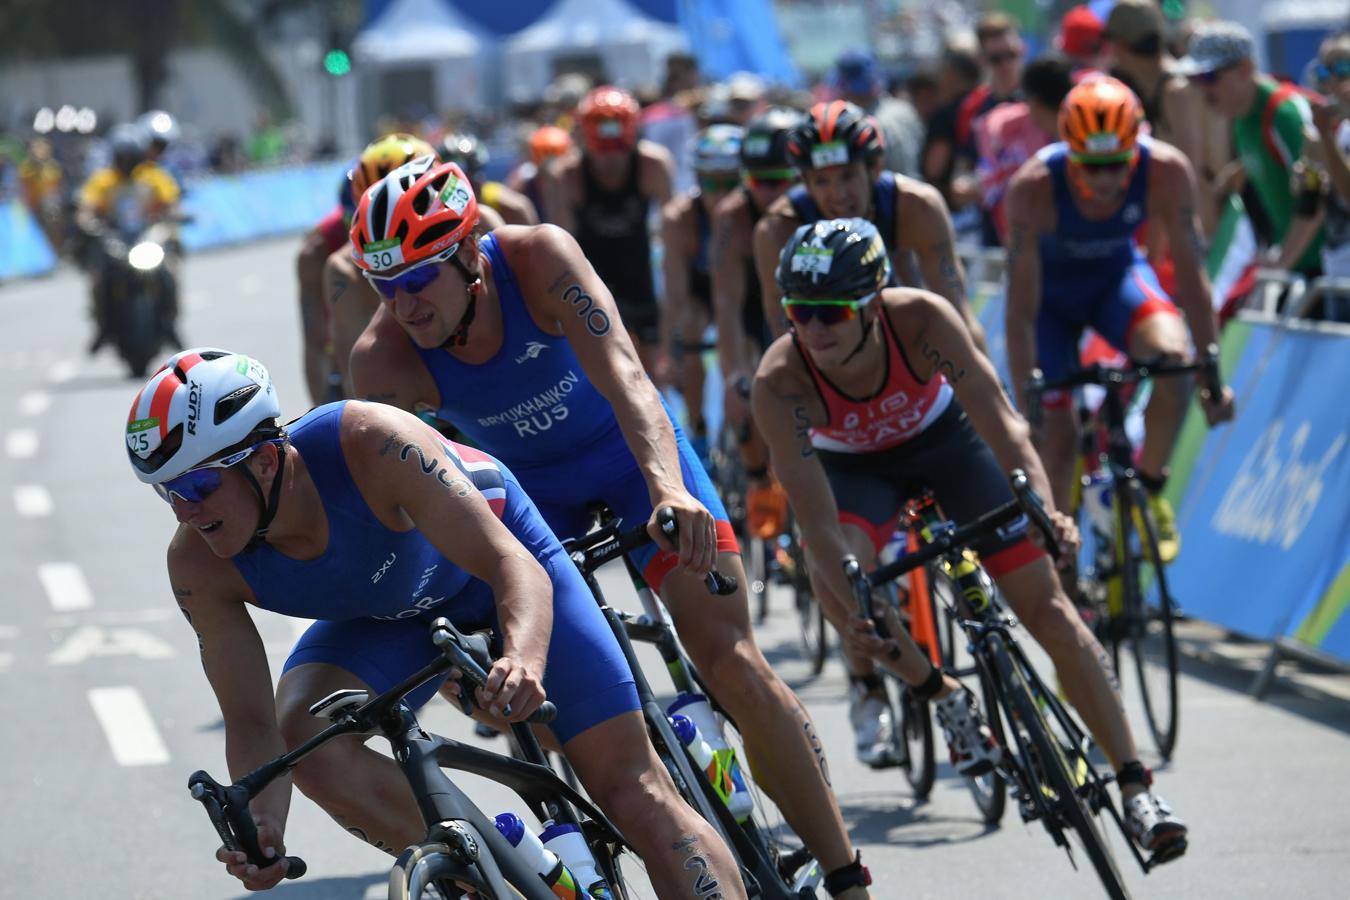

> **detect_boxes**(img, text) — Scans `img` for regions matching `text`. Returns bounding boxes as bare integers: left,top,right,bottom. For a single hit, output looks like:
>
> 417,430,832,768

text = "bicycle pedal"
1148,835,1189,867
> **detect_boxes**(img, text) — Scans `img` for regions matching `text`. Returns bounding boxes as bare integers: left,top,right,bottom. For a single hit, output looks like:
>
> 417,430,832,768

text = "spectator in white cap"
1181,20,1326,277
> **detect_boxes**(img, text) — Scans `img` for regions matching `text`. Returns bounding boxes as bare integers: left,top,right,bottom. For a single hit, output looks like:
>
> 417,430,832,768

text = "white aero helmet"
126,348,281,484
691,123,745,174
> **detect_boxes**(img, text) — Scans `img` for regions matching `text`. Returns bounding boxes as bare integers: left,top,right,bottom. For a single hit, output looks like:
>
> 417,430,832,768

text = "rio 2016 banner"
1165,318,1350,661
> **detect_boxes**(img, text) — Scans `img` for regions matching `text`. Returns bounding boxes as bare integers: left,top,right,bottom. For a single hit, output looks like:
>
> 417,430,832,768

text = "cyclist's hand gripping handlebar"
187,771,307,880
1008,469,1061,562
430,617,557,724
656,506,738,596
842,555,902,661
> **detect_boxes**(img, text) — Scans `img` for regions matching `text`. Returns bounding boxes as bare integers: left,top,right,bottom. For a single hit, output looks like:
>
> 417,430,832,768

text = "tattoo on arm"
917,326,967,384
1006,223,1029,263
1179,203,1205,257
791,405,815,458
172,586,207,665
545,269,573,293
671,836,725,899
390,433,473,497
328,275,350,306
559,282,611,336
931,240,965,299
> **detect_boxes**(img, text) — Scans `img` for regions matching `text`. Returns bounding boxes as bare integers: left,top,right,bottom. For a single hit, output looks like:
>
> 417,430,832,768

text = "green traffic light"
324,49,351,76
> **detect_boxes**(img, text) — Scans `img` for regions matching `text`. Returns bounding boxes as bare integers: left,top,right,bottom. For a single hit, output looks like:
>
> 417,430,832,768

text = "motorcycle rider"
77,123,183,354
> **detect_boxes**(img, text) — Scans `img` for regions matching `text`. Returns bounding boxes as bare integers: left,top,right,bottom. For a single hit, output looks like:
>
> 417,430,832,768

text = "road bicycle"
847,471,1159,899
189,616,637,899
1026,347,1221,760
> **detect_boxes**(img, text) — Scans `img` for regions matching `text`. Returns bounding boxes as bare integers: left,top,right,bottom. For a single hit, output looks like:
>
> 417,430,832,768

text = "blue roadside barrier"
180,161,348,252
0,200,58,281
1168,319,1350,661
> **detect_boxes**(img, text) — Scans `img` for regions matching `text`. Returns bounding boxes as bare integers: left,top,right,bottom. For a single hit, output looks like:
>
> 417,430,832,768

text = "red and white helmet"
126,348,281,484
349,156,480,275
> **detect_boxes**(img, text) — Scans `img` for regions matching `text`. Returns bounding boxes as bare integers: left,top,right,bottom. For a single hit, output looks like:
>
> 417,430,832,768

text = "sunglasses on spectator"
984,50,1021,65
155,443,269,505
363,244,460,300
744,168,797,189
781,293,876,326
1193,65,1236,85
1317,59,1350,81
699,175,742,194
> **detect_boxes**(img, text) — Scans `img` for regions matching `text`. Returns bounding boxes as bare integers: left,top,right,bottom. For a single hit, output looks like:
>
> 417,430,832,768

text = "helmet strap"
441,254,481,349
241,439,289,553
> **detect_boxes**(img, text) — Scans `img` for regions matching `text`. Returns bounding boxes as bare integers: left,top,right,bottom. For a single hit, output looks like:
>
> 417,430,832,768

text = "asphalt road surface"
3,238,1348,899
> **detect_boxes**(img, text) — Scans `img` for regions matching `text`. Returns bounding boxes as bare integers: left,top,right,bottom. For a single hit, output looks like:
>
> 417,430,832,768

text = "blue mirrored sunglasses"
363,244,460,300
155,443,266,505
1317,60,1350,82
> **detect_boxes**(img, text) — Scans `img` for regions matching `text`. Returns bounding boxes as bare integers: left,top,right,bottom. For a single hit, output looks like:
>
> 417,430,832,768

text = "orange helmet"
528,125,573,166
349,157,479,274
350,132,437,203
1058,76,1143,163
578,86,640,153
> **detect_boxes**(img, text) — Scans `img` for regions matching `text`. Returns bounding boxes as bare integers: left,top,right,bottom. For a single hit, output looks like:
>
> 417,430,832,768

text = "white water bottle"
1081,470,1114,538
667,693,754,819
494,813,582,897
540,821,612,898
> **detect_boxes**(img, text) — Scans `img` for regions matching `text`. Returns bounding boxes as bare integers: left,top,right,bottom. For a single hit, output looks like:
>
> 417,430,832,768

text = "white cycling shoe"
849,685,899,769
934,688,1002,777
1125,792,1189,863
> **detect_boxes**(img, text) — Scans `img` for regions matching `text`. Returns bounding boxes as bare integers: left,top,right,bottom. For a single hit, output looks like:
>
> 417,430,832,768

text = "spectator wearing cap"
922,45,983,207
1056,5,1109,74
1180,20,1325,277
1106,0,1223,234
952,12,1027,245
833,48,924,178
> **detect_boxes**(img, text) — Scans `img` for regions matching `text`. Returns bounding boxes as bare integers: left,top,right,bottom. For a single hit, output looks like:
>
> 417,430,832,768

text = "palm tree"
0,0,358,118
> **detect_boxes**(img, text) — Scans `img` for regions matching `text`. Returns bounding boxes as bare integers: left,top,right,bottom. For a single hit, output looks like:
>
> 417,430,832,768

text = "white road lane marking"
47,607,175,629
14,485,53,517
6,429,38,458
50,626,176,665
17,391,51,416
88,686,171,766
38,562,93,612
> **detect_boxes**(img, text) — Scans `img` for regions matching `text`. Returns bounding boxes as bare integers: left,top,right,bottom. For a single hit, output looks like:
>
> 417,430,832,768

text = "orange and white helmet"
1058,76,1143,163
350,132,438,203
126,348,280,485
349,156,480,274
578,86,640,153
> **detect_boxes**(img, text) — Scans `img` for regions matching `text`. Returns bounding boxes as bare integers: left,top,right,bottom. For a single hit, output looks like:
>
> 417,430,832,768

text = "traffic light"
324,48,351,77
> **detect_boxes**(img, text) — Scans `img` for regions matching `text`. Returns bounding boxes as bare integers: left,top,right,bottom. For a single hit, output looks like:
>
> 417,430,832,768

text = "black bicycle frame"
189,619,626,897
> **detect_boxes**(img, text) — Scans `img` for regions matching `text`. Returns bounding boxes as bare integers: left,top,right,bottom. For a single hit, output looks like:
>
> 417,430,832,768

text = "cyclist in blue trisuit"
1004,77,1235,559
347,156,874,898
127,348,745,897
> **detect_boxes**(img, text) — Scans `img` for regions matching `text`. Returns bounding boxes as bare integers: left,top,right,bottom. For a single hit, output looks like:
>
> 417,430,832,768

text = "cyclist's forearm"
611,381,688,502
490,557,554,669
225,722,293,826
1005,315,1038,413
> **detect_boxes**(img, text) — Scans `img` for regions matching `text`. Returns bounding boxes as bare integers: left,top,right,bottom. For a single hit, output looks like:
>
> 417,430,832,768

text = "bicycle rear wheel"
1119,481,1179,760
987,632,1130,900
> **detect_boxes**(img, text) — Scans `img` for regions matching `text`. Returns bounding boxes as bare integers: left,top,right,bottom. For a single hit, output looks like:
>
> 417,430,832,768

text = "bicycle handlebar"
844,469,1061,605
1024,344,1222,428
186,614,558,882
565,506,739,596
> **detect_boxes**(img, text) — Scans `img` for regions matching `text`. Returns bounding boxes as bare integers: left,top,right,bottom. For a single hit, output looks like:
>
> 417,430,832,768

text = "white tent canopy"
353,0,481,63
352,0,486,116
503,0,688,103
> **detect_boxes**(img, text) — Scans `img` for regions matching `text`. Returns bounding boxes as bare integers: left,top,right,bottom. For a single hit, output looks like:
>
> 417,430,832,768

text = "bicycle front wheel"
1120,481,1179,760
988,632,1130,900
789,535,828,675
389,840,529,900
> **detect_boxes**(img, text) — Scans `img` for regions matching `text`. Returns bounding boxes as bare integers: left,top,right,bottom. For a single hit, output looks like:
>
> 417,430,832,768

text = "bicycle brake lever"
1009,470,1061,562
188,772,307,879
